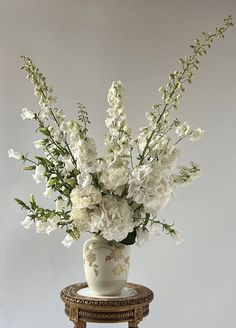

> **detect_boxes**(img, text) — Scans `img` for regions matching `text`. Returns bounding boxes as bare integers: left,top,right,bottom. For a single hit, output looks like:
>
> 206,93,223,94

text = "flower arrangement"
9,17,233,248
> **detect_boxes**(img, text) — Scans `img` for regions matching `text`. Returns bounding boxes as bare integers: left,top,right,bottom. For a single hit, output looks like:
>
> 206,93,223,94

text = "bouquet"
9,16,233,248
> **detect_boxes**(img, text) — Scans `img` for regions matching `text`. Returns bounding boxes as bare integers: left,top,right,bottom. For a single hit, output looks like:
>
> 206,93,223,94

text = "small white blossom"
36,220,47,233
171,232,184,245
62,234,75,248
77,173,92,188
46,217,59,234
136,229,149,247
8,149,22,160
21,107,35,120
64,157,74,172
33,140,44,149
55,198,65,212
176,122,191,137
189,128,205,142
32,165,46,184
75,137,97,173
149,222,162,235
43,186,53,198
21,216,33,229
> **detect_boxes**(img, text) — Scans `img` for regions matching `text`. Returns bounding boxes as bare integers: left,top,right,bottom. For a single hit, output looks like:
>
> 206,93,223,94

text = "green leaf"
22,165,36,171
14,198,30,210
120,230,136,245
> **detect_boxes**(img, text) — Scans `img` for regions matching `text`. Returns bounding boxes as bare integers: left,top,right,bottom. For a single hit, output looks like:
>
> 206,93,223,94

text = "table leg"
129,322,138,328
74,322,86,328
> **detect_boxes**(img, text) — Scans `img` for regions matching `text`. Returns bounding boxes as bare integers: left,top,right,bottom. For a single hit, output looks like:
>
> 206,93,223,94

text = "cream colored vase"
83,234,131,296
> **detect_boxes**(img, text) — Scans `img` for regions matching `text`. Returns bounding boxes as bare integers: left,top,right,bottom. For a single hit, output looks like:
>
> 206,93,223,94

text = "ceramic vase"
83,234,131,296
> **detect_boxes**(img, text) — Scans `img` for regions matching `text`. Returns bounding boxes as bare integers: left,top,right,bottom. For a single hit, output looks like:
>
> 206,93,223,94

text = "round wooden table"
61,282,154,328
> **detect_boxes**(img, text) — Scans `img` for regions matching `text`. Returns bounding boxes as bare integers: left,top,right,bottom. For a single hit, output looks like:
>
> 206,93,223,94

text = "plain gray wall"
1,0,236,327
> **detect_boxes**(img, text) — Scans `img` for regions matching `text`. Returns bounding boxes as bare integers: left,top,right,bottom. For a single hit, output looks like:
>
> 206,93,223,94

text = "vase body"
83,234,131,296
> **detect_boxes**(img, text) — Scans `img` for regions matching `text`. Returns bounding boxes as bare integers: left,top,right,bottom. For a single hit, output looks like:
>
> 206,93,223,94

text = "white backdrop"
1,1,236,327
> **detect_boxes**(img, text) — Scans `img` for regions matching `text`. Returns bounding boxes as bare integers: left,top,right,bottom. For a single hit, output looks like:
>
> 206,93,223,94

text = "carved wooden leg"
129,322,139,328
74,321,86,328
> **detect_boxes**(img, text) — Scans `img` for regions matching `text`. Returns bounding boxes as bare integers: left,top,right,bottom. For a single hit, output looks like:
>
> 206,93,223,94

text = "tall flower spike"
104,81,131,167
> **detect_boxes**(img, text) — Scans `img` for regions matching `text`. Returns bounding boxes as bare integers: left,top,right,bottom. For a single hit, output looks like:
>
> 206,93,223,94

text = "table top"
60,282,154,309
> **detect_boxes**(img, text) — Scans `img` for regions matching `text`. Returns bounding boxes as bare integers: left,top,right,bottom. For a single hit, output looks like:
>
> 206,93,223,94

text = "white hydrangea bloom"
21,107,35,120
21,216,33,229
189,127,205,141
70,185,102,210
8,149,22,160
32,165,46,184
100,165,129,195
175,122,191,137
71,206,103,233
100,195,134,242
62,234,75,248
128,164,172,215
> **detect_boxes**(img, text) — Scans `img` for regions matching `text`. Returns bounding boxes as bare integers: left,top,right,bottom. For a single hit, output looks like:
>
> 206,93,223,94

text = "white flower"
107,81,124,108
70,185,102,209
71,207,103,233
55,198,65,212
64,157,74,172
173,162,201,187
176,122,191,137
33,140,44,149
77,173,92,188
21,216,33,229
171,232,184,245
136,228,149,247
43,186,53,198
75,137,97,173
149,222,162,235
128,164,172,215
189,128,205,142
100,166,129,195
36,221,47,233
8,149,22,160
21,107,35,120
62,234,75,248
100,195,134,242
46,217,59,234
32,165,46,184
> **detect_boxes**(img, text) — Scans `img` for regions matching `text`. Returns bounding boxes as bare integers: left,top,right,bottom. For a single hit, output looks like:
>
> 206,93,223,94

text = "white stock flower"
8,149,22,160
136,228,149,247
107,81,124,108
171,232,184,245
32,165,46,184
70,185,102,210
36,220,47,233
62,234,75,248
21,107,35,120
33,140,44,149
75,137,97,173
100,195,134,242
100,166,129,195
176,122,191,137
128,164,172,215
189,128,205,142
21,216,33,229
